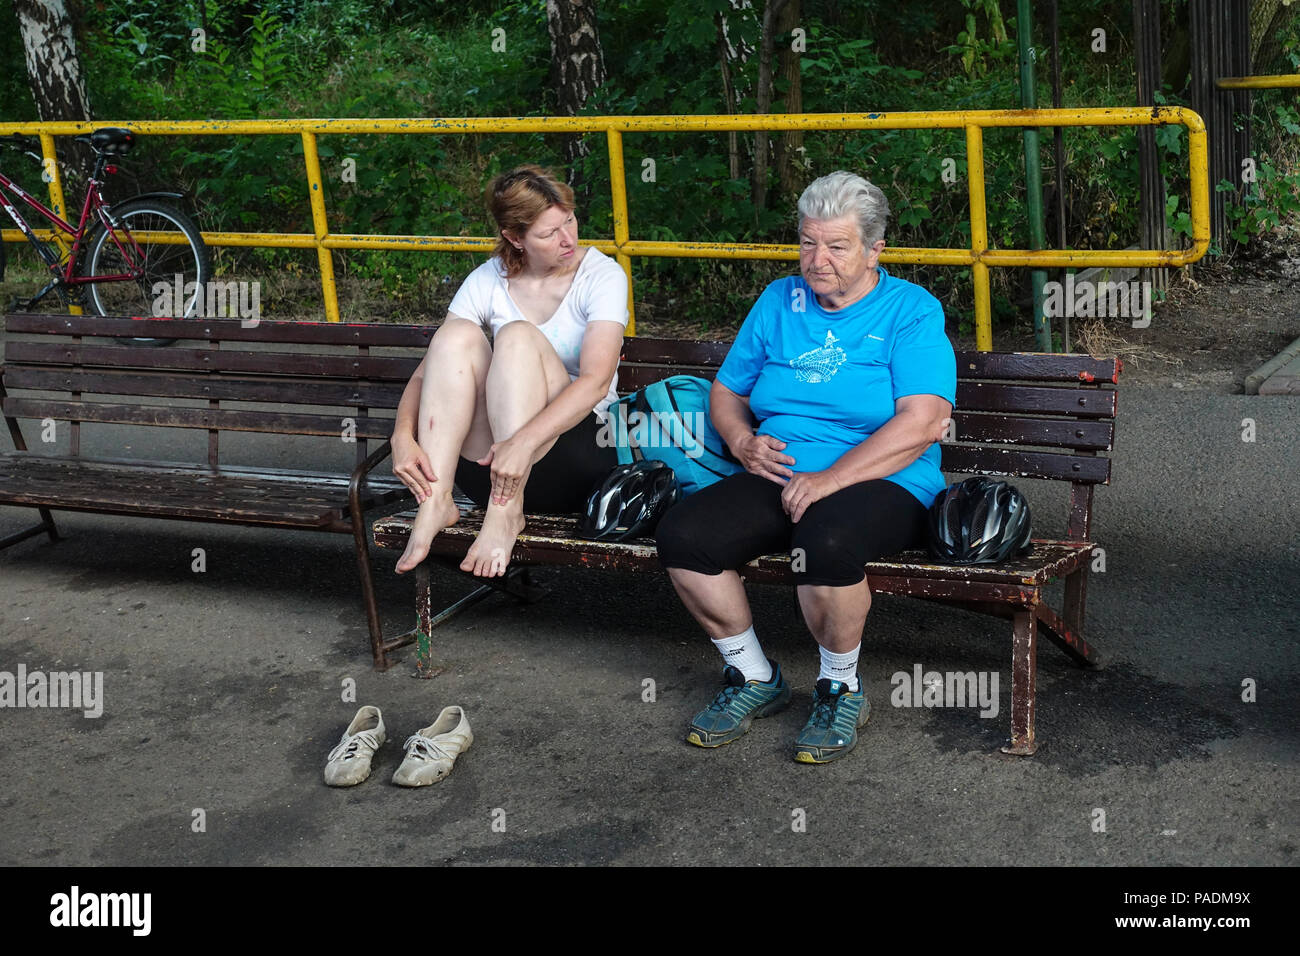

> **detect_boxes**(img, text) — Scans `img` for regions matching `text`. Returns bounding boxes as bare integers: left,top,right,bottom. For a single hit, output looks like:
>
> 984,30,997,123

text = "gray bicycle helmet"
579,459,681,542
927,476,1033,565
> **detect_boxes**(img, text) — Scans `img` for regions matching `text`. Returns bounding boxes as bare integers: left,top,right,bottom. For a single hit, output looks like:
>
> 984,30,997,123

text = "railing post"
965,124,992,352
38,132,82,315
300,130,341,323
605,127,636,335
1186,114,1212,262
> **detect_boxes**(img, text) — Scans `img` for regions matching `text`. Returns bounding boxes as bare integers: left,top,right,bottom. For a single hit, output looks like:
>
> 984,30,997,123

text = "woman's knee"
655,503,716,572
489,321,568,392
491,319,551,352
791,518,866,585
429,317,490,358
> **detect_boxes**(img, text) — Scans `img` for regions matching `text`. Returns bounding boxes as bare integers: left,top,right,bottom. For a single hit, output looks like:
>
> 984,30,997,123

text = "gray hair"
797,171,890,246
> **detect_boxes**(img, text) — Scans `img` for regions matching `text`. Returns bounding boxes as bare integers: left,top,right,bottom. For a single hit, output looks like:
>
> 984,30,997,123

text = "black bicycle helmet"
579,459,681,542
927,476,1033,565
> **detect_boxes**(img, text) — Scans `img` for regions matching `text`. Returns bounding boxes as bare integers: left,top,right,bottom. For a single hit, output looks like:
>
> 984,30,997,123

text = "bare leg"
797,580,871,653
665,568,753,639
461,321,571,577
396,320,494,573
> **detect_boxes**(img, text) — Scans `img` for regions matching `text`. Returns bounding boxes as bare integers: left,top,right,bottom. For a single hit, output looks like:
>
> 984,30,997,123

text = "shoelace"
401,733,460,763
808,695,838,729
327,729,381,763
707,683,745,713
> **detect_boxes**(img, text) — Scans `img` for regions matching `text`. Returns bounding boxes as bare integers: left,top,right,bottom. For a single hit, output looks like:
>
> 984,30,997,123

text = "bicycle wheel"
83,198,211,345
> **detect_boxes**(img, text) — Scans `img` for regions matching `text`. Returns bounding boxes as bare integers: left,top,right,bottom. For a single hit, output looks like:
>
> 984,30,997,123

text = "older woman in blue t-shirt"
655,170,957,764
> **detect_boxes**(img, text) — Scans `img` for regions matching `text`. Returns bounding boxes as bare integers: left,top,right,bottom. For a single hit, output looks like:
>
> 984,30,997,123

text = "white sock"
711,626,772,683
819,644,860,691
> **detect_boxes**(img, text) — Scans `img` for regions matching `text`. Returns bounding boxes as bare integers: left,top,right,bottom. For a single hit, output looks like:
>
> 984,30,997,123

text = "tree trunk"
716,2,756,181
752,0,790,216
1250,0,1288,72
14,0,92,122
775,0,803,201
13,0,94,200
1163,0,1191,95
546,0,608,195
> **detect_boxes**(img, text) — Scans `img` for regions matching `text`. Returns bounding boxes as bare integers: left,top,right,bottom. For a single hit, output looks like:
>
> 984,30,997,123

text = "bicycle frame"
0,160,141,285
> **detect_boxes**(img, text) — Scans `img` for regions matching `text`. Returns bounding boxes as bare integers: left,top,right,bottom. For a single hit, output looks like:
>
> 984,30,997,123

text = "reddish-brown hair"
488,165,575,277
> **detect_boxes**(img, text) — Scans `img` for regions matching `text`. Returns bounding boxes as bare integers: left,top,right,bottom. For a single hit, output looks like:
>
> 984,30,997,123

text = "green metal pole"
1017,0,1052,352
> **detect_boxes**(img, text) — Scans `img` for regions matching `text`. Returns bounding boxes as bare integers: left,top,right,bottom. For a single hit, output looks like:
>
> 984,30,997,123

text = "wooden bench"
0,313,433,664
373,336,1121,756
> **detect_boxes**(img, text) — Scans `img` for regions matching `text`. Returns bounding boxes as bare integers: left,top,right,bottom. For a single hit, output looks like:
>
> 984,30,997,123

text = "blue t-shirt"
716,266,957,508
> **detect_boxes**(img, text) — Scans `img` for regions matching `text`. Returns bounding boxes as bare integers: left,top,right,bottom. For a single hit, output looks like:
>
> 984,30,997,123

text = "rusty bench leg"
0,506,60,550
1001,608,1039,756
411,562,550,679
1063,564,1089,643
1036,602,1102,667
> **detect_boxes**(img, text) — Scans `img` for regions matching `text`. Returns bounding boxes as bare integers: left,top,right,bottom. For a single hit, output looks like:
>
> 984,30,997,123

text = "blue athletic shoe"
686,659,792,748
793,676,869,763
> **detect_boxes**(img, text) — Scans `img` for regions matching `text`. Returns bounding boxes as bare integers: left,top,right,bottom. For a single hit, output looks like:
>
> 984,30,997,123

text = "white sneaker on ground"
393,705,473,787
324,705,386,787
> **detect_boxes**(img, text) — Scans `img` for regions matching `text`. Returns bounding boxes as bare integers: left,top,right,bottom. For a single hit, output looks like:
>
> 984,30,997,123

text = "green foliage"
947,0,1014,78
0,0,35,121
7,0,1294,328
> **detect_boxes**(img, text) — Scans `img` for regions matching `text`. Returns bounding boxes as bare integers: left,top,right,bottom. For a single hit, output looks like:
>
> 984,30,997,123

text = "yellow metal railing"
1,110,1210,349
1217,74,1300,89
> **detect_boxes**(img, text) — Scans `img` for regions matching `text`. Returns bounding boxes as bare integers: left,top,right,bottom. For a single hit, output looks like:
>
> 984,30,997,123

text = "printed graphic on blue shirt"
791,331,848,383
715,267,957,507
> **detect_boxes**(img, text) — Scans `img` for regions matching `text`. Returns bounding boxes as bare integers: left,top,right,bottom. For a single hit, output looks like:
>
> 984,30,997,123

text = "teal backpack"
605,375,744,496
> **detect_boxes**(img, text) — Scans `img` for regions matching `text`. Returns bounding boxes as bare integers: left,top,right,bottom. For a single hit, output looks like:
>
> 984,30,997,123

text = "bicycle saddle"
74,127,134,154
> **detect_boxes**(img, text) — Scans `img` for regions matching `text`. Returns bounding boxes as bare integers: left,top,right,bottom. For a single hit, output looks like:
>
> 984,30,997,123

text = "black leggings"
655,471,929,587
454,411,617,515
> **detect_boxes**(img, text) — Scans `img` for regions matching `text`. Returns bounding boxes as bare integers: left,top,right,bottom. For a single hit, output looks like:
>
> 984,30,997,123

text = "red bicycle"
0,127,209,340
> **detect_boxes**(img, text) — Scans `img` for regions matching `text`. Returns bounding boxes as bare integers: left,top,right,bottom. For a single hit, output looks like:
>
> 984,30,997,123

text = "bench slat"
2,454,405,488
615,365,719,390
5,313,435,348
954,351,1120,384
0,454,409,525
4,398,395,440
947,413,1113,451
940,445,1110,483
1,457,334,525
620,338,732,366
4,367,407,409
5,342,421,381
956,381,1116,418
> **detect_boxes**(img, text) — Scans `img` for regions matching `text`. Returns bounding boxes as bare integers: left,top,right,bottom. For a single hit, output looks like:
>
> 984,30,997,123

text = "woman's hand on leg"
393,432,438,503
479,433,539,506
781,469,844,523
734,433,796,485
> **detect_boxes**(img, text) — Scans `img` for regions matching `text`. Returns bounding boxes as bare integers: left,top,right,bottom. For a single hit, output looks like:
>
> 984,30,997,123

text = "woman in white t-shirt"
390,166,628,577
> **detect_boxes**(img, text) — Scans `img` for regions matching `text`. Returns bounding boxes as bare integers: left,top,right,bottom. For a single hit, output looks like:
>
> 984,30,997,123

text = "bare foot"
396,491,461,574
460,505,525,578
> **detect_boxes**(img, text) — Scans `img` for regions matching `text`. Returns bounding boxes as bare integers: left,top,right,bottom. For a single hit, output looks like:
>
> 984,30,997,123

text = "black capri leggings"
454,411,617,515
655,471,929,587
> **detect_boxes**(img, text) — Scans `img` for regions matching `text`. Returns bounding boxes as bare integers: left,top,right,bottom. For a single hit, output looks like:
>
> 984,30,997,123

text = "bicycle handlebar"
3,134,42,161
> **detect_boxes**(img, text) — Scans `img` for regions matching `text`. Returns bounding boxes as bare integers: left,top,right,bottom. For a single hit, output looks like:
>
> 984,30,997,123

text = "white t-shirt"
446,247,629,418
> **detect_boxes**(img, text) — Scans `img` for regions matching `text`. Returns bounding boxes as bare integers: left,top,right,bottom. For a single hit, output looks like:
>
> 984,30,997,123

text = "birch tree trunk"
14,0,94,196
14,0,92,121
715,1,756,181
547,0,608,193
